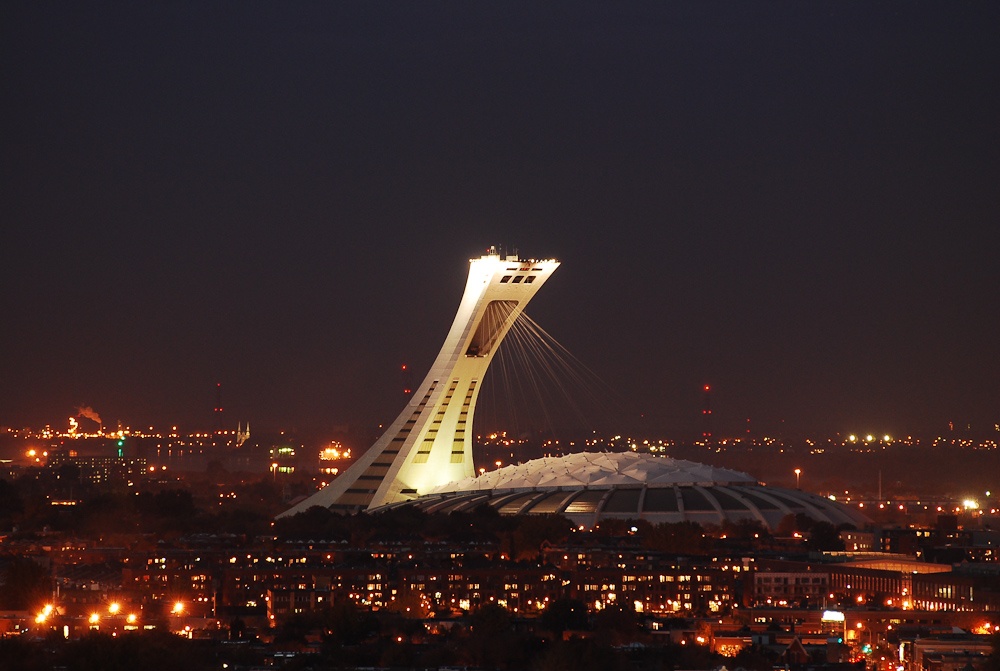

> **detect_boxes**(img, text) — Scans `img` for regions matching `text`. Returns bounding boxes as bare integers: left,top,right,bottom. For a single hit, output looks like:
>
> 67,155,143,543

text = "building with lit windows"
47,451,148,485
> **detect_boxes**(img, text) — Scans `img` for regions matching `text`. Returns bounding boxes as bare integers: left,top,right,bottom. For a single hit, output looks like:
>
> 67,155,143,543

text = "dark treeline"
0,466,849,554
0,601,790,671
273,503,849,558
0,471,279,541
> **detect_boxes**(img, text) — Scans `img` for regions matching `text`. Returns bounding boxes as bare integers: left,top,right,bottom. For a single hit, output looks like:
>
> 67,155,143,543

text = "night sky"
3,3,998,439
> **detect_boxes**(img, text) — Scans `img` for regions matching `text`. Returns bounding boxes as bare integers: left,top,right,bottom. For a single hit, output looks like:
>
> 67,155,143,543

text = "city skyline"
3,3,998,438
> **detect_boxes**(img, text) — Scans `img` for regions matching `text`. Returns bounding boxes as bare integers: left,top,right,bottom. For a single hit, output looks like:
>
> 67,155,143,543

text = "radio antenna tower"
213,382,224,448
701,384,713,443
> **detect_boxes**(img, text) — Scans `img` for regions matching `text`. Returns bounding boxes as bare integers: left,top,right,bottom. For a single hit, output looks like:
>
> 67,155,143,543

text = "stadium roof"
432,452,759,492
387,452,869,532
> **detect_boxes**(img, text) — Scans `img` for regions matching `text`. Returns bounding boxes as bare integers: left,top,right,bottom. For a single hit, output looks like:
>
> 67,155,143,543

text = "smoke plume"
76,406,103,427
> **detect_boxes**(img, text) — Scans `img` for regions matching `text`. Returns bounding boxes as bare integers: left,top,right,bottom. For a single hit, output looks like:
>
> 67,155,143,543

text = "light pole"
794,468,802,489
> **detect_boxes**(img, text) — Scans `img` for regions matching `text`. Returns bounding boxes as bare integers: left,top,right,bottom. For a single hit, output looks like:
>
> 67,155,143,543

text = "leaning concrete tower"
279,249,559,517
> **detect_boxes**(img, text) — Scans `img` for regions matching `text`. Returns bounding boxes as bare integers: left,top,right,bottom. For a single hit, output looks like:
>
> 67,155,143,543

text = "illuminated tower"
280,249,560,517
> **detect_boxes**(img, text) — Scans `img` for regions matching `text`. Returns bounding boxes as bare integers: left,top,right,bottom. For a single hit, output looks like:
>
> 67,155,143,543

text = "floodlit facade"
280,249,559,516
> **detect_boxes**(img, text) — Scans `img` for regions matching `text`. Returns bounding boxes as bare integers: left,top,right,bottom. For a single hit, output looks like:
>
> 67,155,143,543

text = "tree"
0,479,24,527
732,644,782,671
469,602,513,638
0,636,48,671
459,603,527,668
721,518,770,541
56,630,215,671
0,556,50,610
321,601,379,646
642,521,710,554
806,522,845,551
205,460,227,483
592,604,642,646
539,598,589,636
509,515,573,560
136,490,196,520
985,631,1000,671
533,638,626,671
776,514,797,536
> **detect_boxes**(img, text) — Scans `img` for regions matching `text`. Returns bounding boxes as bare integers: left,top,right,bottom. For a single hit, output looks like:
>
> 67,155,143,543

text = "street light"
794,468,802,489
35,604,53,624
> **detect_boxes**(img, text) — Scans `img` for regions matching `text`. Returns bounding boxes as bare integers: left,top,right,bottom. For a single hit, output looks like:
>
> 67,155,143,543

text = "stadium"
283,253,868,533
383,451,868,532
